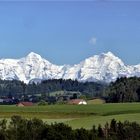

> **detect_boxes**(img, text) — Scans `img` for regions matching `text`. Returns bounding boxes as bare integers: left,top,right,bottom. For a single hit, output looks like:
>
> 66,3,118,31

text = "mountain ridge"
0,52,139,83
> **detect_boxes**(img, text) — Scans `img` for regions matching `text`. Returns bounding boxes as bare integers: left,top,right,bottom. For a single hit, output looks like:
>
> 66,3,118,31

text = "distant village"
0,91,94,106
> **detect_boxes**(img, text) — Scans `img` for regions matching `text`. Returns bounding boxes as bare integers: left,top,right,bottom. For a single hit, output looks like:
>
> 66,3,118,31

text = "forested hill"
0,79,106,97
105,77,140,102
1,77,140,102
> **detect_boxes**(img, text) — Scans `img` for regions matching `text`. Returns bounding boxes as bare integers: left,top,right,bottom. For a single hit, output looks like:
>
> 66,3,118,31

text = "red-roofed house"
17,102,33,107
68,99,87,105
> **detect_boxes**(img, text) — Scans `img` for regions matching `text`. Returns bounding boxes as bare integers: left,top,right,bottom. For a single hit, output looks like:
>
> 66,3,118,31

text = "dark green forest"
105,77,140,102
1,77,140,103
0,116,140,140
0,79,106,97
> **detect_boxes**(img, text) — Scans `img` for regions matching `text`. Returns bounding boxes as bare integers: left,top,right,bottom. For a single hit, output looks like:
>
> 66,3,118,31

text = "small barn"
68,99,87,105
17,102,33,107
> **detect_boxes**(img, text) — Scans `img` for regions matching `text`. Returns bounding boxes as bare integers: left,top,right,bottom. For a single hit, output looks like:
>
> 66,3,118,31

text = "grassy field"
0,103,140,129
66,113,140,129
87,98,105,104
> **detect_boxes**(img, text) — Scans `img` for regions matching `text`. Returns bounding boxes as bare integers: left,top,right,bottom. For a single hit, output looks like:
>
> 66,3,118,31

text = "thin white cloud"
89,37,97,45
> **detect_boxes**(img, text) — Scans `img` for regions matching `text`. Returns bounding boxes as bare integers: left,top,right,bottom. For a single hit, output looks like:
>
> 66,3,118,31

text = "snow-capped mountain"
0,52,139,83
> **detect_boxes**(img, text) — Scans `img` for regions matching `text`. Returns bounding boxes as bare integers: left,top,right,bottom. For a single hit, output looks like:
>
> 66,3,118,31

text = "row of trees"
105,77,140,102
0,79,106,97
1,77,140,102
0,116,140,140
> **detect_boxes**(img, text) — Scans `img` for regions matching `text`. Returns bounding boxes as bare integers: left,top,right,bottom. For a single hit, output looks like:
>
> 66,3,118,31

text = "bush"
56,101,67,105
38,100,48,106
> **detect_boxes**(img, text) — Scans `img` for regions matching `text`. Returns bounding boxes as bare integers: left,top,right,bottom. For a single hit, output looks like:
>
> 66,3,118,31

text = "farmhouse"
17,102,33,107
68,99,87,105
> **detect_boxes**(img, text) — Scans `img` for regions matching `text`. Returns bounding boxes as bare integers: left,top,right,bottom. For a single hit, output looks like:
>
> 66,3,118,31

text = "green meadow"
0,103,140,129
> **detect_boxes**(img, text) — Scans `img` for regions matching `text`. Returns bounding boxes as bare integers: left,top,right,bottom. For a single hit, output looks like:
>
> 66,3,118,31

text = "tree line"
0,116,140,140
0,79,106,98
1,77,140,103
105,77,140,102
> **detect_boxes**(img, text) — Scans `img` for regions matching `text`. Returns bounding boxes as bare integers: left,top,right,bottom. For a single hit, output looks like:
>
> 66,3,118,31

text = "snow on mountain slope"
0,52,67,83
63,52,128,82
0,52,139,83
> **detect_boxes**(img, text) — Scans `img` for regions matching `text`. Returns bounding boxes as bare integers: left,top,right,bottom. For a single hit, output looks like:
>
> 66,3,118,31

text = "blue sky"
0,1,140,65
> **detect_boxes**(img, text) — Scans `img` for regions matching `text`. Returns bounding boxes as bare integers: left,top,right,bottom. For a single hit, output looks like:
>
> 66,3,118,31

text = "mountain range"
0,52,139,83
